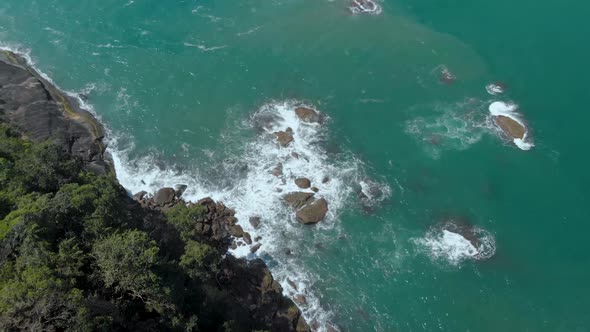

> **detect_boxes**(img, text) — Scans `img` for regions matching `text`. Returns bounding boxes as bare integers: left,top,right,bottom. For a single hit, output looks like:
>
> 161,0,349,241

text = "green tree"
92,229,173,314
180,240,219,280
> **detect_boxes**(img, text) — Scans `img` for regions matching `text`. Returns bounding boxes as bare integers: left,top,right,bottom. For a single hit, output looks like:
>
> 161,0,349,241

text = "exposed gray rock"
0,51,111,175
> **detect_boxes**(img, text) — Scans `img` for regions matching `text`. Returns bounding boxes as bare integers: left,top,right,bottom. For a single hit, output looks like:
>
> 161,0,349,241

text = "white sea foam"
488,101,534,150
485,83,505,95
110,100,390,331
0,44,385,330
405,99,489,158
414,224,496,266
349,0,383,15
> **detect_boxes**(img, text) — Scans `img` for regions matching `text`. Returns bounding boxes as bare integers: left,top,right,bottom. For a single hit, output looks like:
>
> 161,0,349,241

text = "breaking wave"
111,100,391,330
414,222,496,266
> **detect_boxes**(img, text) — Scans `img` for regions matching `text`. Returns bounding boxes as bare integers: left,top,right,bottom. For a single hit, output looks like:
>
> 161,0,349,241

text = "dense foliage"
0,123,265,331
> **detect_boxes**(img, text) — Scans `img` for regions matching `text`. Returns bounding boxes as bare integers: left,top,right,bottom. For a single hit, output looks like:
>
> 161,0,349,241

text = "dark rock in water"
291,152,299,159
295,107,321,123
310,187,319,193
254,236,262,242
250,216,261,228
296,198,328,224
230,225,244,238
133,191,148,201
322,176,330,183
230,242,238,250
175,184,188,198
243,232,252,245
0,51,111,174
154,187,176,205
295,177,311,189
272,162,284,177
282,192,315,209
250,243,262,253
274,130,294,147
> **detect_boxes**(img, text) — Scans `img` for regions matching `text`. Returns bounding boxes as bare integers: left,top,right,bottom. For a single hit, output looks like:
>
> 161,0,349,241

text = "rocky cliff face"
0,50,309,332
0,50,111,174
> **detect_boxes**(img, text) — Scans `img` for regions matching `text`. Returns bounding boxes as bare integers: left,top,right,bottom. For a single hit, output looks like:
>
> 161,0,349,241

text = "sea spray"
414,223,496,266
111,100,391,330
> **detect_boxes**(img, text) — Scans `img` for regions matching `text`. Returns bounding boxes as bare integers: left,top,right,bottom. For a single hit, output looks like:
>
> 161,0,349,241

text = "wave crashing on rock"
414,222,496,266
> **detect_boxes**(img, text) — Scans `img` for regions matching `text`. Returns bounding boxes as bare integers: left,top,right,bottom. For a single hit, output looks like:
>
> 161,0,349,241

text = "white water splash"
414,225,496,266
488,101,534,151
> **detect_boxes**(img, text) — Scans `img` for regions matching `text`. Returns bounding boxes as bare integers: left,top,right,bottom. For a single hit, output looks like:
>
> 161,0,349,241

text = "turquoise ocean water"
1,0,589,331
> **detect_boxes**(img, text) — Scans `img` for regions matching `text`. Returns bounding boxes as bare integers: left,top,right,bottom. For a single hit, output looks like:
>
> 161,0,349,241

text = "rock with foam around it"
274,130,294,147
494,115,526,139
296,198,328,224
295,107,321,123
294,177,311,189
282,192,315,209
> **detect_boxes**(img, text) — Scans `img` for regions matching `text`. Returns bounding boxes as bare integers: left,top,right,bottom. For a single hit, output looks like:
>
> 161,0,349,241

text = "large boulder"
295,107,321,123
294,178,311,189
296,198,328,224
282,192,314,209
274,128,294,147
154,187,176,205
494,115,526,139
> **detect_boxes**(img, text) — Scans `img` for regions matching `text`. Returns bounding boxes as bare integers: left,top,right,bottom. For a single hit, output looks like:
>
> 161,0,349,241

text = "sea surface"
1,0,589,331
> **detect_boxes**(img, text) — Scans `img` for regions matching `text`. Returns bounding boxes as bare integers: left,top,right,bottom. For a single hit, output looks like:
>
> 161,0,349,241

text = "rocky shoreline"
0,50,310,331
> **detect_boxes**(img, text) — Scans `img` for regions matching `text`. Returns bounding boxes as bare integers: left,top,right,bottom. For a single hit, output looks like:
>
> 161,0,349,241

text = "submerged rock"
272,162,284,177
249,216,261,228
295,177,311,189
494,115,526,139
295,107,321,123
154,187,176,205
296,198,328,224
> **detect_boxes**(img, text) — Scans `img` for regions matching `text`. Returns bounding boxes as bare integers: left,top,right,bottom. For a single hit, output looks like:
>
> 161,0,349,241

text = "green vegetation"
0,122,260,331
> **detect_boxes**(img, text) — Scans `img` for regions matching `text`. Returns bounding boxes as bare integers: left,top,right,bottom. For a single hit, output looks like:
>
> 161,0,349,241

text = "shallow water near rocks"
2,0,589,330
